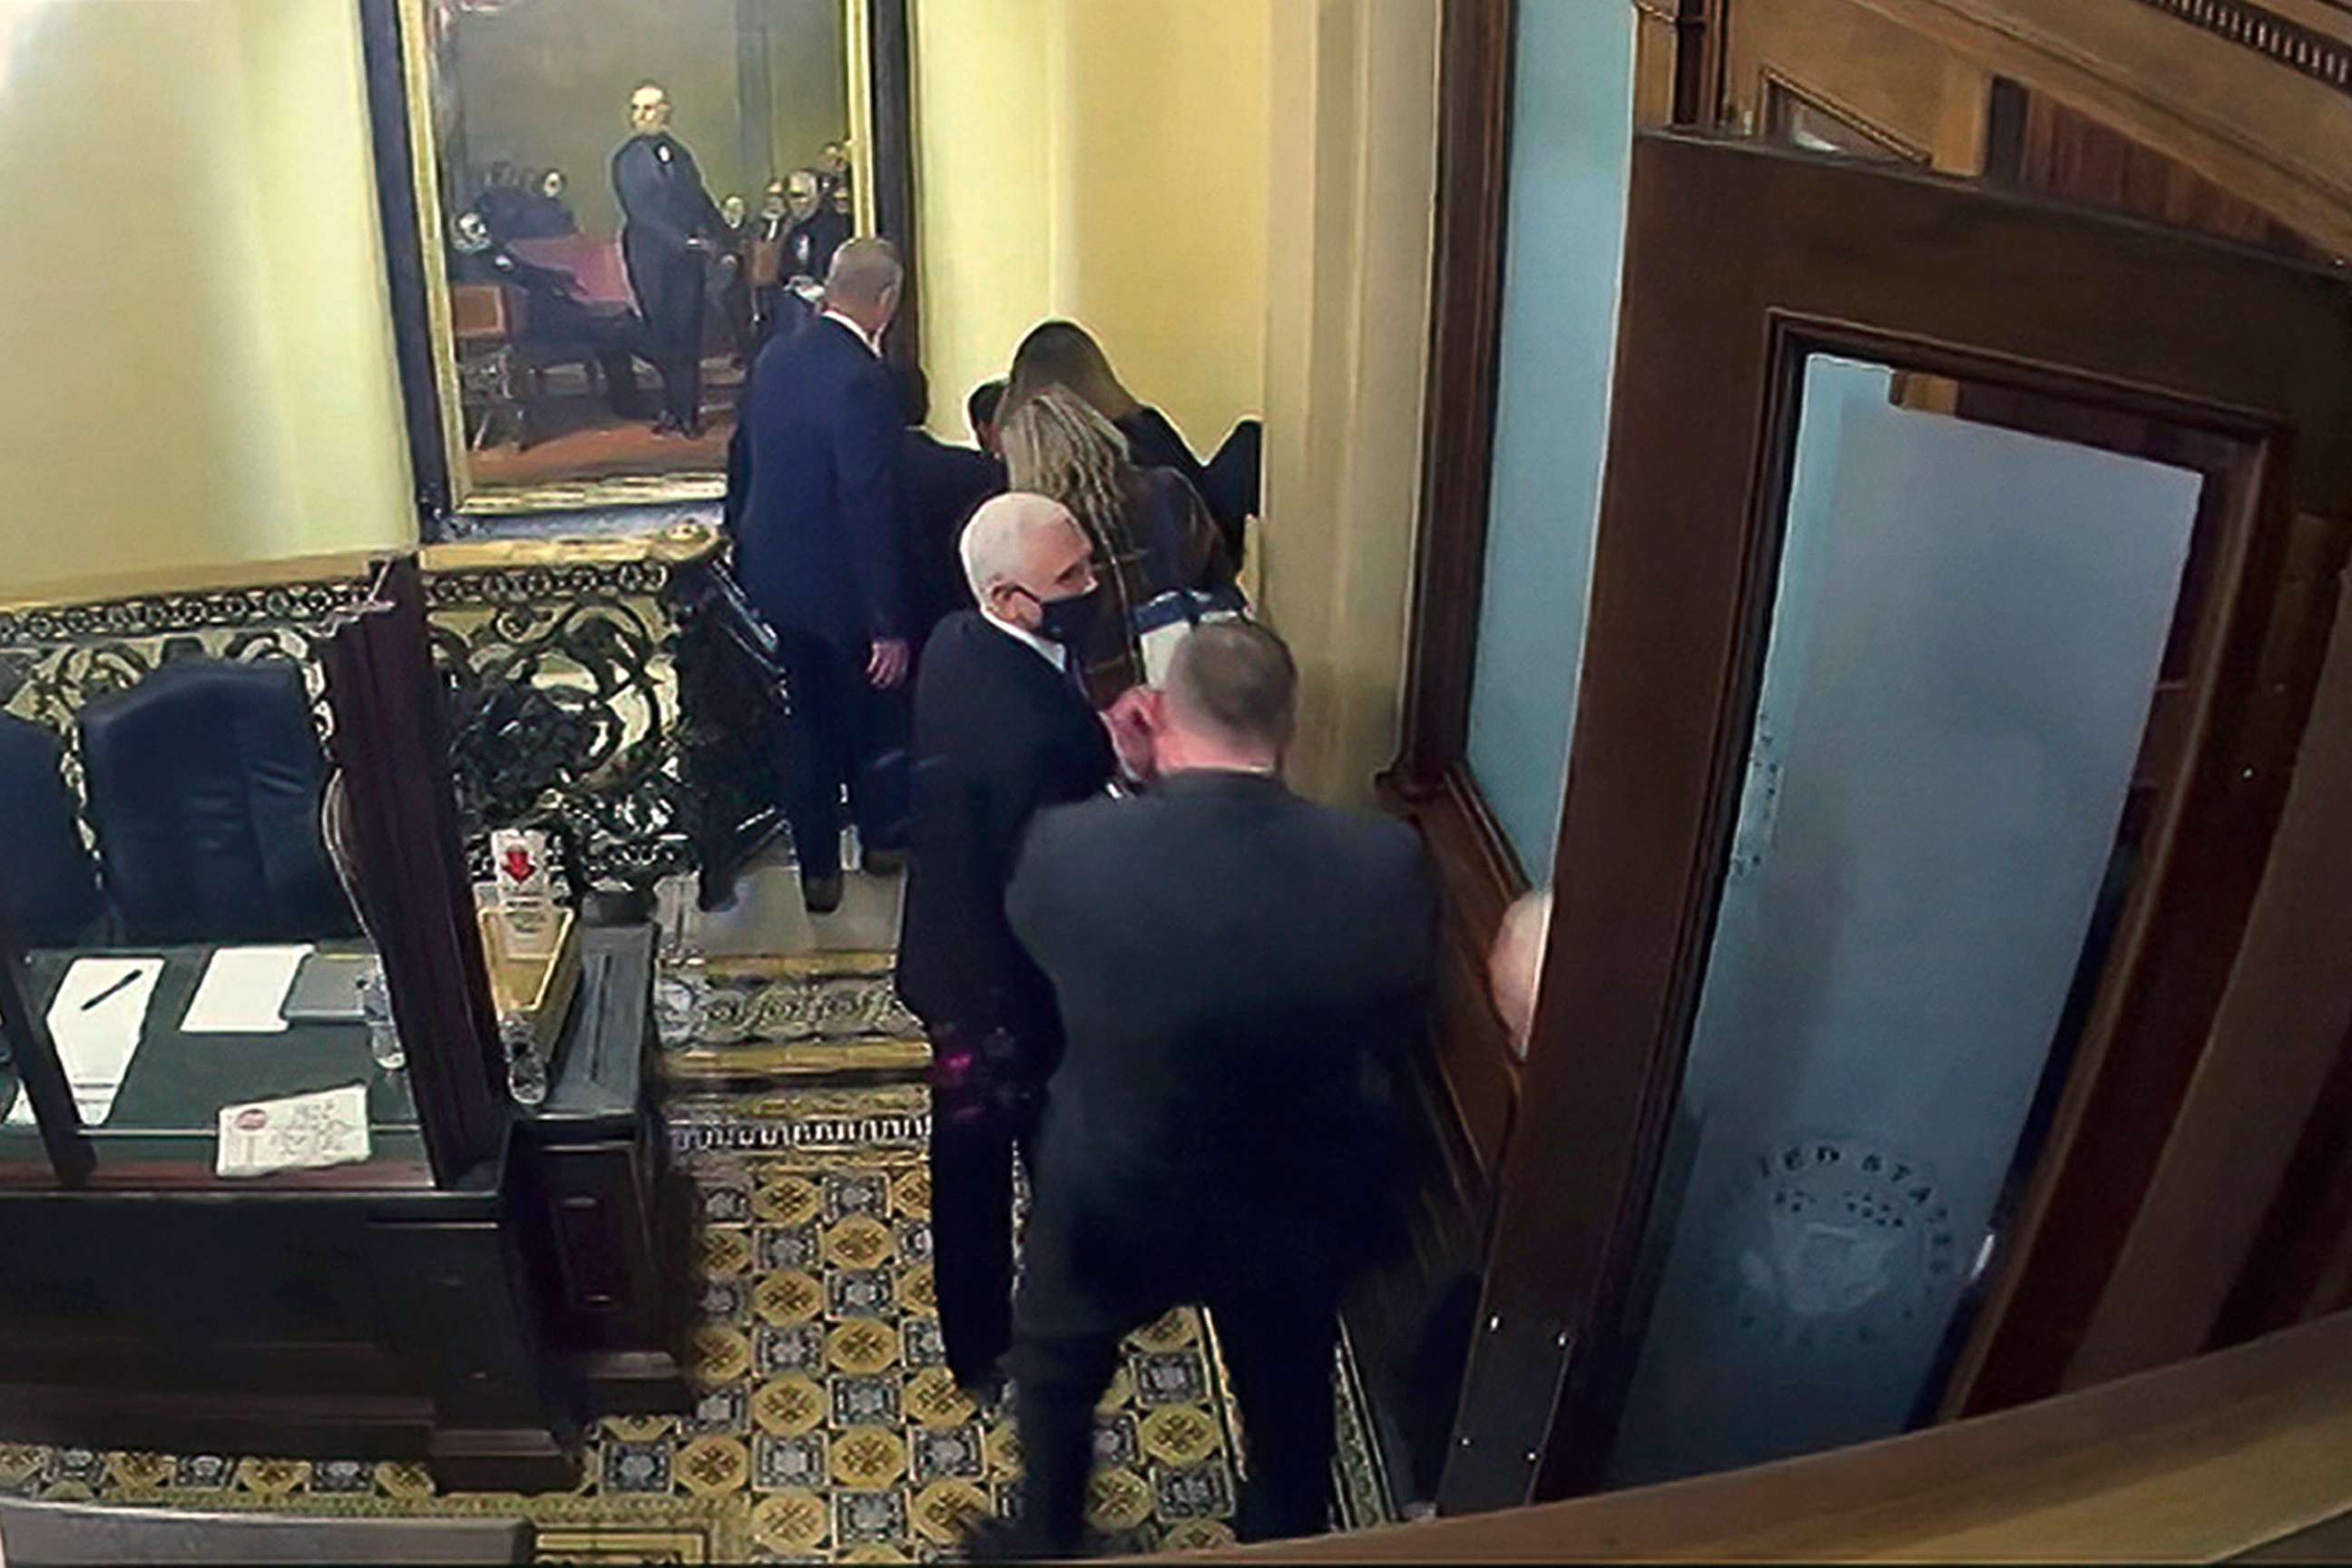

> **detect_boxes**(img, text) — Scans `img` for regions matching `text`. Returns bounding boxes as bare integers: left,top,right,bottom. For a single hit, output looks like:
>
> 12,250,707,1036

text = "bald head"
961,492,1094,633
1490,888,1553,1058
825,237,903,333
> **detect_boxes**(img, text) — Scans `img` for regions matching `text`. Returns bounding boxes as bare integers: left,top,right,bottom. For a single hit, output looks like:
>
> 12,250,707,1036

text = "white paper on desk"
181,945,313,1034
5,956,165,1126
215,1083,371,1178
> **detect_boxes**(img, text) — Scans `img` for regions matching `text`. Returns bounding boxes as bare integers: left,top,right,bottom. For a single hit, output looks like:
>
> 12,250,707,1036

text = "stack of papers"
181,945,312,1034
215,1083,372,1178
5,956,163,1127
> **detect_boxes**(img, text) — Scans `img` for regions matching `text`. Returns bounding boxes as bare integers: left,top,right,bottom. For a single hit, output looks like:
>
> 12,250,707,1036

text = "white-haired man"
736,238,911,913
894,492,1119,1401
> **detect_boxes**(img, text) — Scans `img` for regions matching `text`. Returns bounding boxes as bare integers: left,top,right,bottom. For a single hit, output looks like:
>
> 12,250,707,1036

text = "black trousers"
622,233,706,428
927,1093,1031,1390
1012,1236,1338,1553
773,626,908,884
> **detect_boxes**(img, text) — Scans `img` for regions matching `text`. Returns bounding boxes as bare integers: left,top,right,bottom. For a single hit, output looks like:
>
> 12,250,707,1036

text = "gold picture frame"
361,0,917,531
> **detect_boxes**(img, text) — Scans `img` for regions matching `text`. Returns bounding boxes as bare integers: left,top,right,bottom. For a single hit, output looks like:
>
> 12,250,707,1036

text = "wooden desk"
0,927,687,1487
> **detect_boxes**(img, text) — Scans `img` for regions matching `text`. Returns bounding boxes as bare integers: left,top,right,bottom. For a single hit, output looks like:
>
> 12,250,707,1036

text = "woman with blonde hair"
998,386,1237,707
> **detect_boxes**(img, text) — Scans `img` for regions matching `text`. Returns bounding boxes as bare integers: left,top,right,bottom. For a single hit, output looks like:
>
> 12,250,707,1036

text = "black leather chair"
77,658,358,945
0,713,104,946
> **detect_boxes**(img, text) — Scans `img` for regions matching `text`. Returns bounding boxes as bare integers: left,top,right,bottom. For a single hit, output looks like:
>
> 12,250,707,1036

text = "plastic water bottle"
503,1013,548,1108
360,965,405,1072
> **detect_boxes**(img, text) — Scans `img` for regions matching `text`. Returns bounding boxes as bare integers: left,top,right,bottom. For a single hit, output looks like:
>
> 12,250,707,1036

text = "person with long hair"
998,387,1232,707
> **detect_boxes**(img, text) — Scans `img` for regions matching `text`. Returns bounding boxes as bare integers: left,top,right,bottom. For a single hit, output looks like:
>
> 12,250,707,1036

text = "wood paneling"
1219,1310,2352,1562
1998,87,2326,259
1445,130,2352,1510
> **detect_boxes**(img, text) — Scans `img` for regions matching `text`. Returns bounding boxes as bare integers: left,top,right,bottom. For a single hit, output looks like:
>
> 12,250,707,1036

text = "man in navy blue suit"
735,238,911,914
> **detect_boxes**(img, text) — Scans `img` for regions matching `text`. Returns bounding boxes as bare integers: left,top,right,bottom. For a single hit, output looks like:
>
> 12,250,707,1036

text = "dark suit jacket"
736,317,904,649
610,133,721,259
897,612,1113,1049
1006,771,1436,1315
899,431,1004,644
784,209,851,281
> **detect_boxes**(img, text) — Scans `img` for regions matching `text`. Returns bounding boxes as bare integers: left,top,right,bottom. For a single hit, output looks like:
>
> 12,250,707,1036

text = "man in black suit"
897,493,1121,1399
612,81,725,436
896,368,1005,651
735,239,910,914
995,622,1436,1555
781,167,850,289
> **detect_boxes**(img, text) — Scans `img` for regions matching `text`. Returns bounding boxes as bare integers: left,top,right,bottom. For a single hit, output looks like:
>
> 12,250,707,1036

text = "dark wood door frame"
1436,131,2352,1514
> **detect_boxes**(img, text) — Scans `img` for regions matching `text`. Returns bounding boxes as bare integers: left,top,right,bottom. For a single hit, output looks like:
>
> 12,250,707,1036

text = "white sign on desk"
4,956,163,1127
214,1083,372,1178
181,945,313,1034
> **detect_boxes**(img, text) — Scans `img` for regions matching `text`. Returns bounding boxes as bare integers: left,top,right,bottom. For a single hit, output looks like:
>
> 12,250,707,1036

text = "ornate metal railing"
0,525,729,907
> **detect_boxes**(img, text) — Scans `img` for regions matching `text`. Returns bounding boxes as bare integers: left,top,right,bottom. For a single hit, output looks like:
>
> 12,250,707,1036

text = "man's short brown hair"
1166,622,1297,751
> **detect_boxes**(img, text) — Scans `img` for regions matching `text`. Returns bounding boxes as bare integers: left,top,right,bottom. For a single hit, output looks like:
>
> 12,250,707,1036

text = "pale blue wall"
1463,0,1637,877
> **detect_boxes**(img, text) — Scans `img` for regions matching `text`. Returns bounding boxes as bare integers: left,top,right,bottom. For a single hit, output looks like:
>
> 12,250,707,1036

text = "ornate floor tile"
689,1325,752,1388
750,1375,827,1439
754,1323,828,1378
1093,1414,1141,1469
103,1452,176,1491
825,1318,900,1377
750,1487,829,1555
752,1269,824,1327
0,1083,1391,1561
1086,1465,1158,1533
822,1213,896,1271
1130,1349,1210,1407
832,1485,910,1546
752,1174,822,1228
827,1267,895,1318
892,1262,937,1318
909,1477,991,1546
1140,1404,1222,1468
901,1367,975,1430
829,1374,901,1427
699,1226,752,1279
907,1423,986,1487
828,1427,908,1492
752,1432,828,1493
697,1279,750,1324
755,1223,820,1274
599,1439,672,1495
1152,1461,1236,1520
679,1384,750,1436
674,1435,750,1496
900,1315,947,1370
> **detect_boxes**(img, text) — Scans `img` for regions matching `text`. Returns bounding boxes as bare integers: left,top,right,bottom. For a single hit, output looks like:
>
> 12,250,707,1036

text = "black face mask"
1015,584,1100,648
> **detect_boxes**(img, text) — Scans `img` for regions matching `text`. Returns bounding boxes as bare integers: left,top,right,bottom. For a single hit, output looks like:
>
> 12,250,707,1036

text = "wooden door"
1442,130,2352,1511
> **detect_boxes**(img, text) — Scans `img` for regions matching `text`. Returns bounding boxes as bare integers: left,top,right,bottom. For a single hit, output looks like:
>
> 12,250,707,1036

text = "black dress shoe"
801,874,844,915
957,1516,1087,1563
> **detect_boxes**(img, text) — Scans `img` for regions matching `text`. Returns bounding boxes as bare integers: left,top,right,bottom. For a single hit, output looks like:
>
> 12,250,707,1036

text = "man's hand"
1102,686,1158,783
867,638,910,690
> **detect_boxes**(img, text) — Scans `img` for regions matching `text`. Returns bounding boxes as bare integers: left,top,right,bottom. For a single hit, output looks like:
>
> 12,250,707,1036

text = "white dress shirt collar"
821,309,882,357
980,610,1068,673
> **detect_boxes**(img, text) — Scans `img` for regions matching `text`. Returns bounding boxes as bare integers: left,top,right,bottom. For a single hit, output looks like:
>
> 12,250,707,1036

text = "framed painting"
359,0,918,534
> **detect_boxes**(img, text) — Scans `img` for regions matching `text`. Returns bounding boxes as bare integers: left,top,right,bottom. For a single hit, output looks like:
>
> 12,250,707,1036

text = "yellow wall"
911,0,1270,454
1259,0,1441,808
0,0,416,597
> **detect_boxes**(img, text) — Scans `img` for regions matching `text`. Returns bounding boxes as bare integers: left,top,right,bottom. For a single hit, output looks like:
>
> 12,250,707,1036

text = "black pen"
80,970,141,1012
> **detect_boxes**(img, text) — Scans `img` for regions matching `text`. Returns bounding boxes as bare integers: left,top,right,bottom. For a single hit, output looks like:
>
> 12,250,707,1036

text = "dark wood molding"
357,0,455,525
870,0,921,373
0,918,95,1189
322,559,508,1185
1388,0,1518,798
2126,0,2352,99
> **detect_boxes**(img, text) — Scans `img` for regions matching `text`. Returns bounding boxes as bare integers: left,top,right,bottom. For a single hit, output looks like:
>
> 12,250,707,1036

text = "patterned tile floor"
0,1082,1386,1563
